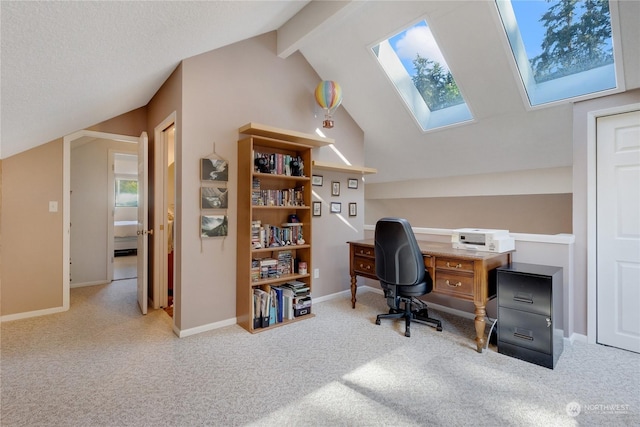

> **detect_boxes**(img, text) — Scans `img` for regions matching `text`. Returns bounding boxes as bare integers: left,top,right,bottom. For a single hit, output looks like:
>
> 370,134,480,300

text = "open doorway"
69,136,137,287
64,131,150,311
112,152,139,281
153,113,177,319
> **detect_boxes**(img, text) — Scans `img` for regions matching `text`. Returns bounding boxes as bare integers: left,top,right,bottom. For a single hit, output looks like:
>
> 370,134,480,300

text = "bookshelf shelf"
249,273,311,287
239,122,334,147
237,124,316,333
312,160,377,175
251,245,311,254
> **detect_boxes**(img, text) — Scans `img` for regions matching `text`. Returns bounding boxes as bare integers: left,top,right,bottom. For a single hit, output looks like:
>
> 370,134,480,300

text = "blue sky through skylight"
388,21,450,77
496,0,617,106
374,19,472,131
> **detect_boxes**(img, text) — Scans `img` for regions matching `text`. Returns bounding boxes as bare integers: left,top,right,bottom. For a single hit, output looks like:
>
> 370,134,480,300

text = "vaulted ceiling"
2,1,639,183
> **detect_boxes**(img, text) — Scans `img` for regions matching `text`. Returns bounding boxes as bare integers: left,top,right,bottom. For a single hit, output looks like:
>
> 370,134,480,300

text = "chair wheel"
405,331,411,337
437,326,443,332
375,319,381,325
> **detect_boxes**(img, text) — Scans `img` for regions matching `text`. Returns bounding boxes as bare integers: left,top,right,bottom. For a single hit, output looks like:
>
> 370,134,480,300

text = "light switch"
49,201,58,212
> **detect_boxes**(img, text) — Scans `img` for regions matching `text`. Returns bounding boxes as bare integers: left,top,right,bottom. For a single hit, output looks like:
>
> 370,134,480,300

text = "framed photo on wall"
201,187,229,209
331,181,340,196
349,202,357,217
312,201,322,216
348,178,358,189
201,215,228,238
312,175,323,186
201,158,229,182
330,202,341,213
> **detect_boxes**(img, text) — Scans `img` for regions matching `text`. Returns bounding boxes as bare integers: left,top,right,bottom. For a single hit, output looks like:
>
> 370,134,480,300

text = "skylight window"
496,0,620,106
372,20,473,132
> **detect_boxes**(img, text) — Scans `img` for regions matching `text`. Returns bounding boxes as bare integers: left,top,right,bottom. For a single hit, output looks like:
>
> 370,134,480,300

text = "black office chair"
374,218,442,337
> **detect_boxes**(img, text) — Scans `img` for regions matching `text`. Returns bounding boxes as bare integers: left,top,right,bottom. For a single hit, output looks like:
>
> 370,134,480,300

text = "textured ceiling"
0,0,309,158
2,1,639,183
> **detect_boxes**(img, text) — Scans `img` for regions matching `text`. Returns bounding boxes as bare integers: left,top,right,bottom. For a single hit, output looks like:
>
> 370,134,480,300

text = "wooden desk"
348,239,512,352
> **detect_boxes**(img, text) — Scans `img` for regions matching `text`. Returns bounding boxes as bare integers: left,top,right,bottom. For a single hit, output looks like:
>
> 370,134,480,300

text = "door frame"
153,112,177,311
586,102,640,344
63,130,140,309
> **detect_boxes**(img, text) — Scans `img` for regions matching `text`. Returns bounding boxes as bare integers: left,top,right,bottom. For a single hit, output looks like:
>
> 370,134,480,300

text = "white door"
137,132,149,315
597,110,640,353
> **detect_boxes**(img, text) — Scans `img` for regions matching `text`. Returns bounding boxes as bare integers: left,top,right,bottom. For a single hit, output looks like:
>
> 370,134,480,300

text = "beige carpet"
113,254,137,280
1,281,638,426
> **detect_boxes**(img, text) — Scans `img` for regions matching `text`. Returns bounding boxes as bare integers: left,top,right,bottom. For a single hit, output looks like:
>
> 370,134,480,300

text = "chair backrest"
374,217,425,286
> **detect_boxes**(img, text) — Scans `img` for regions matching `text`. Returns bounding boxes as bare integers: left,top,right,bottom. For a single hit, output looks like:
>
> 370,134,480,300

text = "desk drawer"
353,256,376,277
353,245,375,258
434,271,474,299
436,258,474,273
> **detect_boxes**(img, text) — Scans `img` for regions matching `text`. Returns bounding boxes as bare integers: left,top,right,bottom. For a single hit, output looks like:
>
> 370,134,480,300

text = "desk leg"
350,274,357,308
474,303,486,353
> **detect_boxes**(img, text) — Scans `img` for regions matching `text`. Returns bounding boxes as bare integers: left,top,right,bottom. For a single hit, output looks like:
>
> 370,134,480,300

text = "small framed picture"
312,175,323,186
349,202,357,217
330,202,341,213
312,201,322,216
201,158,229,182
331,181,340,196
201,187,228,209
201,215,228,238
348,178,358,189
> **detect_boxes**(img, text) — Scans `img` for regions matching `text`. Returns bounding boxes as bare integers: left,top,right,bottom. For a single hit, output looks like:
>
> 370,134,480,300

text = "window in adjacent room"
495,0,621,107
372,19,473,132
115,177,138,207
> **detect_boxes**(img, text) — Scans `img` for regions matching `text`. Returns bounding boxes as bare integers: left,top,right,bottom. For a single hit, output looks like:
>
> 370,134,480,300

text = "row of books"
252,281,311,329
251,220,304,249
254,152,304,176
251,251,296,281
251,182,305,207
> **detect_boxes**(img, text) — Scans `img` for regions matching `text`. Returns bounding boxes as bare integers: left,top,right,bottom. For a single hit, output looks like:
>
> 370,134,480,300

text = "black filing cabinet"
497,263,563,369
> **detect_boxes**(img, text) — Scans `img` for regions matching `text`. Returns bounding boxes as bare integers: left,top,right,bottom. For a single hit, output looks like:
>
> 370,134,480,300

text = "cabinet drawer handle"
359,263,371,270
514,332,534,341
446,262,463,269
445,280,462,287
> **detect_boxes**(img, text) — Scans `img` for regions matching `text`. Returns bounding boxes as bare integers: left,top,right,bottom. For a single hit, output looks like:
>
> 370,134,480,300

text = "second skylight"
372,20,473,132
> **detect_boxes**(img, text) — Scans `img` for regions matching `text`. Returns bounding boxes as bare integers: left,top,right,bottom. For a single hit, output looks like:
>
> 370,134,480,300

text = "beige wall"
365,194,572,234
88,107,148,136
0,107,148,317
1,140,64,315
176,32,364,331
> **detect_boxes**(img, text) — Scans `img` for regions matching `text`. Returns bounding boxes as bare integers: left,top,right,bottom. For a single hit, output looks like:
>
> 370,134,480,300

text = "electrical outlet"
314,268,320,279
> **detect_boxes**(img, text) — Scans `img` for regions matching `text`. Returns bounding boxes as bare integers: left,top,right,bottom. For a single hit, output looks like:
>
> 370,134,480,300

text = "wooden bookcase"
236,124,332,333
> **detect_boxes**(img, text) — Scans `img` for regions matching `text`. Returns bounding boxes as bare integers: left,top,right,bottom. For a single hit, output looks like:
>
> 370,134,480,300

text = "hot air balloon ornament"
314,80,343,128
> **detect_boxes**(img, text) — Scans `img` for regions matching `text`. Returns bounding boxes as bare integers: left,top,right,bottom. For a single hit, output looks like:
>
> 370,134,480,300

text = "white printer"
451,228,515,253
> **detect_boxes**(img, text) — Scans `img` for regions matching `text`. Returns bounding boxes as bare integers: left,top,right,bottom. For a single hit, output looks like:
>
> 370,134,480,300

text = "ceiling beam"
277,0,362,58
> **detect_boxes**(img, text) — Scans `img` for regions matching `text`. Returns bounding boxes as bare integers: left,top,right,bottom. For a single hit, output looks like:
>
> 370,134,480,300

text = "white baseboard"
1,305,68,322
174,317,238,338
70,280,109,289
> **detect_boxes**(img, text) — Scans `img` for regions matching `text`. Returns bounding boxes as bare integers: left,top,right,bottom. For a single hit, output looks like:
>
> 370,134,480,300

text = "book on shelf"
253,288,271,328
254,152,304,177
